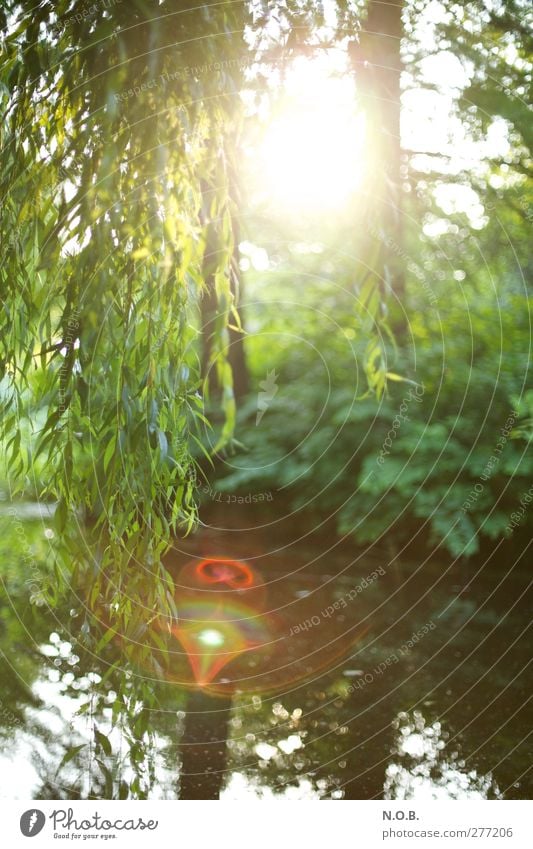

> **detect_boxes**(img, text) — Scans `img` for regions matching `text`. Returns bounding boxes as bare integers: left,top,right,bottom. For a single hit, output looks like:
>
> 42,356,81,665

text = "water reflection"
384,711,501,800
222,772,322,800
221,698,502,800
0,634,178,799
0,513,530,799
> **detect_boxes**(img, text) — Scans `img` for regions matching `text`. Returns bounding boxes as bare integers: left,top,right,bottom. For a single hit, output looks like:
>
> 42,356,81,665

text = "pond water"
0,509,530,799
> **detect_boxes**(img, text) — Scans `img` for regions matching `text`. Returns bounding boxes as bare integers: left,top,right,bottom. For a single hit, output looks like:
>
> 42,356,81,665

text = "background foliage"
0,0,531,800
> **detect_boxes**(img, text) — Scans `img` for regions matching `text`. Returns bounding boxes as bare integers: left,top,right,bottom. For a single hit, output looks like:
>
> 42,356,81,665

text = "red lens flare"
167,557,269,688
112,554,368,697
195,558,254,589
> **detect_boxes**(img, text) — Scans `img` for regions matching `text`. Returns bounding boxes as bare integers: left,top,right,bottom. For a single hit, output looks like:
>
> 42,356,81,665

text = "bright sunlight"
254,56,366,212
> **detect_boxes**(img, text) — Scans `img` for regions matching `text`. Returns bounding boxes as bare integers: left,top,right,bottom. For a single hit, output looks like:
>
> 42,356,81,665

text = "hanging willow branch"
0,0,387,665
0,1,255,652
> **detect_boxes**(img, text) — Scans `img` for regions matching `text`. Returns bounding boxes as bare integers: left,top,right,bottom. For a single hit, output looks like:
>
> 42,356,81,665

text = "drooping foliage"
0,1,261,633
1,1,393,652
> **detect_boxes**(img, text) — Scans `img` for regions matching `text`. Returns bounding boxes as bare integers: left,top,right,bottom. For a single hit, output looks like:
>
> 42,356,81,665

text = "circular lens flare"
196,558,254,588
115,554,368,696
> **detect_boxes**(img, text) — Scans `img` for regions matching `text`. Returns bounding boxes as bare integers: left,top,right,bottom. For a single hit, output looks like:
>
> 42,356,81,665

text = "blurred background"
0,0,531,800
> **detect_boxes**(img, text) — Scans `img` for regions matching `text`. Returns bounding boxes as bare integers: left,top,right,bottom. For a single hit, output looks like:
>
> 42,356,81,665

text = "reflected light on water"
221,772,321,800
384,711,501,800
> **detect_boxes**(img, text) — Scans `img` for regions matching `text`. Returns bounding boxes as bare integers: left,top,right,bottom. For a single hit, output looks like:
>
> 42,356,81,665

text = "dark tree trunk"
353,0,405,310
226,209,249,401
199,210,220,400
200,163,248,403
179,690,233,800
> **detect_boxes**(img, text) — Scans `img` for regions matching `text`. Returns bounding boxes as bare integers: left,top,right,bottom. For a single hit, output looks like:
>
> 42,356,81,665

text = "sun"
253,56,366,213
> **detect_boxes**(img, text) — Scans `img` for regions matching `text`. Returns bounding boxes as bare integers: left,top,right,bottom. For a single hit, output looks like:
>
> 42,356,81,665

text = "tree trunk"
179,690,233,799
200,160,248,403
354,0,405,309
227,209,249,401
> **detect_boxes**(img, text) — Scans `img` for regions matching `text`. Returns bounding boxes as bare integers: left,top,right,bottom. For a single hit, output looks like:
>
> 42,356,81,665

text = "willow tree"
1,0,381,652
0,1,257,648
0,0,404,797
